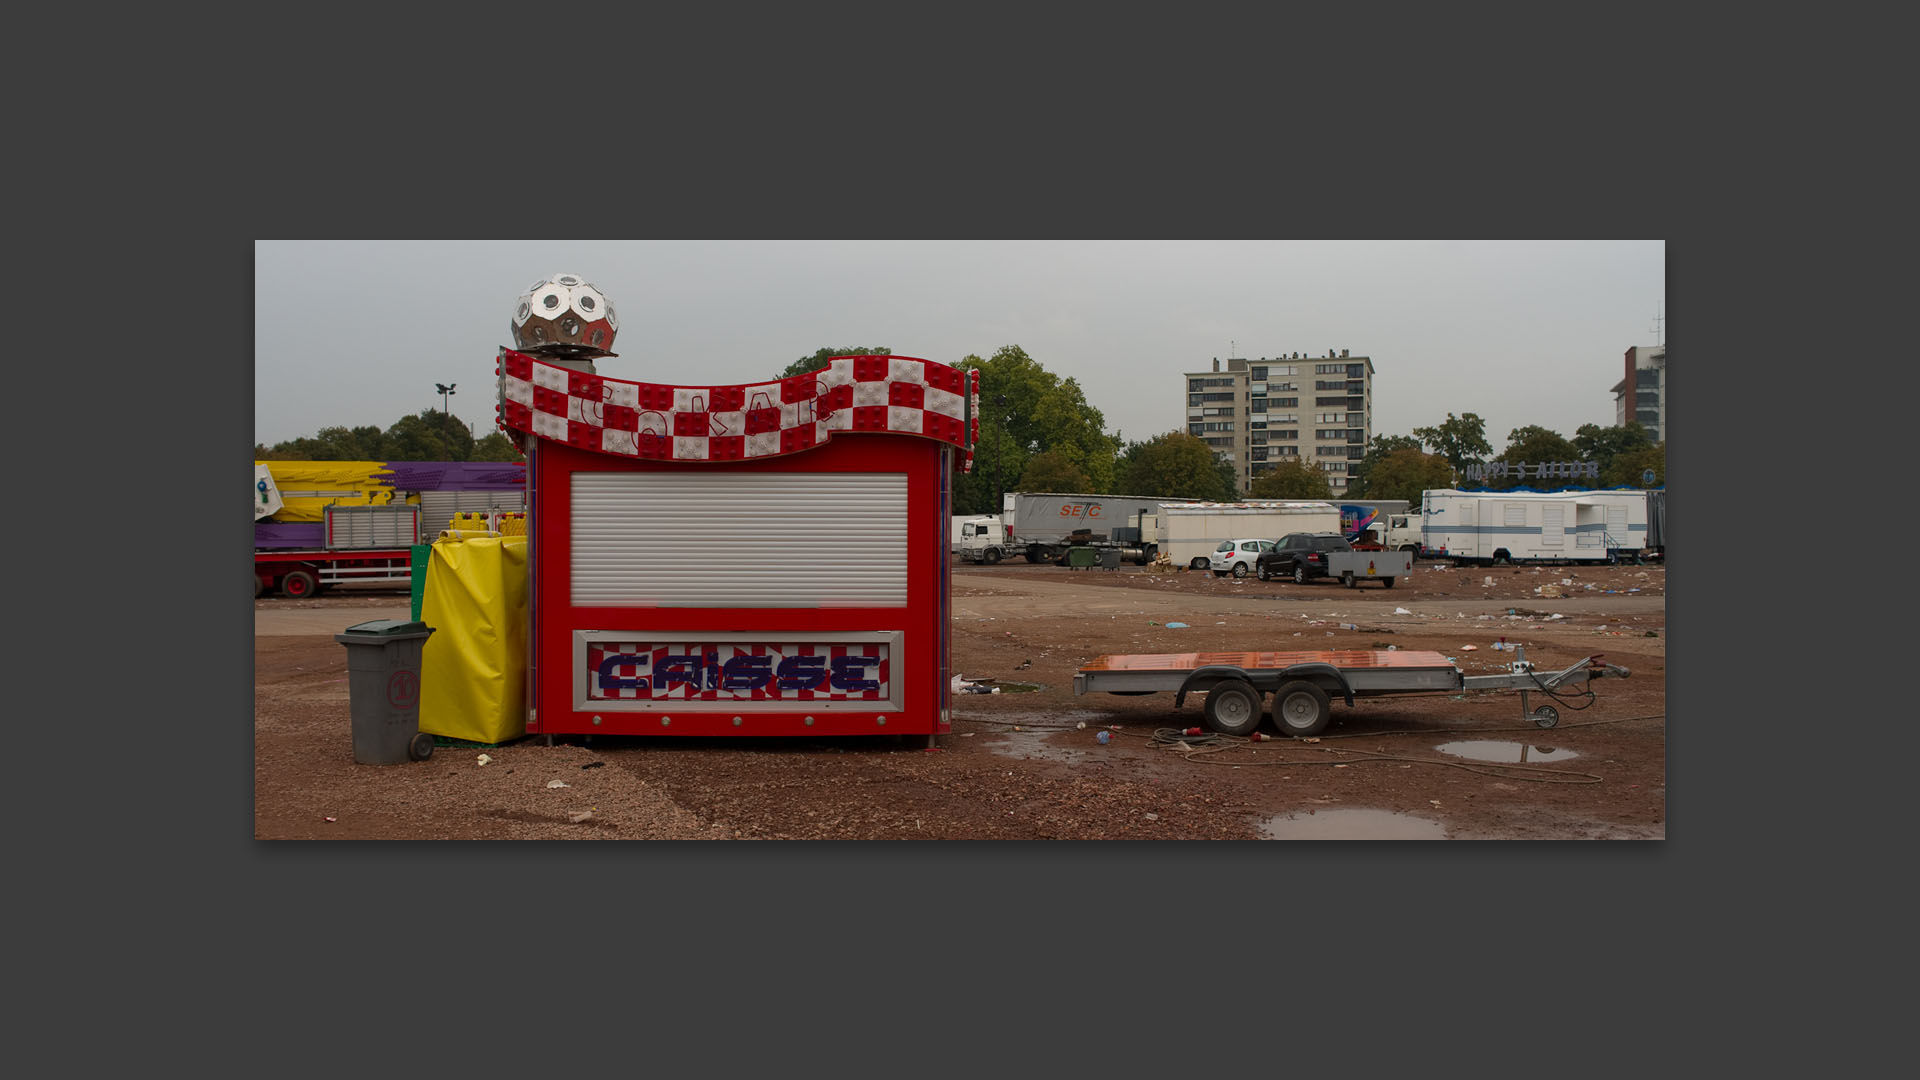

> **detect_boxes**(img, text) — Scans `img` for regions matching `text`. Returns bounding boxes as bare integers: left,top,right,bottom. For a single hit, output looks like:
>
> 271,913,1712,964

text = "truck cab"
956,516,1010,564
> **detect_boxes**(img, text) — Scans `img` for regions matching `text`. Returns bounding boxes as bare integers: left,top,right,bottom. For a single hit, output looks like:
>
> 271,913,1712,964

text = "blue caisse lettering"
596,654,650,692
830,655,880,692
722,655,772,690
776,655,828,691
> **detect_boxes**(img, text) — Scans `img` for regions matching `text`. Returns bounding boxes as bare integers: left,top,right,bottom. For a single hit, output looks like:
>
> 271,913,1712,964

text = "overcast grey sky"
254,240,1664,452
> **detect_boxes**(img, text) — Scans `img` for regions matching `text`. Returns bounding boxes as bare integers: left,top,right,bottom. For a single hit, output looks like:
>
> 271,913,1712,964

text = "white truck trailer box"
1146,501,1343,569
1420,488,1650,565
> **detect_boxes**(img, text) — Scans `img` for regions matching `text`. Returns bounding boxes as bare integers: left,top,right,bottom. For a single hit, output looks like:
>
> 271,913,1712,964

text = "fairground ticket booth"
495,347,978,741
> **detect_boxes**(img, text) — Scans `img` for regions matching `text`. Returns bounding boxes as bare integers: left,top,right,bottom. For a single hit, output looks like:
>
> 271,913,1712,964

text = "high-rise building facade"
1610,345,1666,443
1184,350,1375,495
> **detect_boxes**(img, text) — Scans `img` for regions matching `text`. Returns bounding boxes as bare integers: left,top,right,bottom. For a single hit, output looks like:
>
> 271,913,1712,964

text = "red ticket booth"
495,348,978,739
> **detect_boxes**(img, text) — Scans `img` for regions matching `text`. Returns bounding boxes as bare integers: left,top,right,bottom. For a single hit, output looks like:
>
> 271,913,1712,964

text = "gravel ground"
254,558,1665,840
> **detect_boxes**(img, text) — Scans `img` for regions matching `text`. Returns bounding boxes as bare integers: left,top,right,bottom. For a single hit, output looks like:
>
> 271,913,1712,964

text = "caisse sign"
588,642,888,701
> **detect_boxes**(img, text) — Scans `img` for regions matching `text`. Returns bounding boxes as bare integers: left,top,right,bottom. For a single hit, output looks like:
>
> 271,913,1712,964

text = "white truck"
1420,488,1652,566
1359,510,1431,557
1001,492,1179,565
1143,501,1344,570
954,515,1012,563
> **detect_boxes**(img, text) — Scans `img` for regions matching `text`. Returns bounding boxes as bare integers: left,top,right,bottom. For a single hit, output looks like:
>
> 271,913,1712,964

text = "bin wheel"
1273,680,1333,737
280,570,318,599
409,732,436,760
1202,678,1263,737
1532,705,1560,730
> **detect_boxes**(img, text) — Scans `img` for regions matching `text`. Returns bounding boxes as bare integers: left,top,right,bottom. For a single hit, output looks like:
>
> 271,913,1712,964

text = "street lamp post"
436,382,457,419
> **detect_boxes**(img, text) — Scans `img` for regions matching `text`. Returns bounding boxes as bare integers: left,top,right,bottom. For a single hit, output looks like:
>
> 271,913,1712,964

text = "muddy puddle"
1259,808,1449,840
1435,741,1579,763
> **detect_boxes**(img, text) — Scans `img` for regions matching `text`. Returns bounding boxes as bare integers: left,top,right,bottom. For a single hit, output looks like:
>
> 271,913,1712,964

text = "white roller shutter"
571,471,907,607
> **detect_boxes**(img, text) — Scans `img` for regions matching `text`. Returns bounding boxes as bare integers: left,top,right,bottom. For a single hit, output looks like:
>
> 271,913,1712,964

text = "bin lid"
340,619,432,637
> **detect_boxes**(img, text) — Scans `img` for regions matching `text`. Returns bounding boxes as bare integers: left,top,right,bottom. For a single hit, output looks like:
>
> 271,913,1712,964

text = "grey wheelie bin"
334,619,437,765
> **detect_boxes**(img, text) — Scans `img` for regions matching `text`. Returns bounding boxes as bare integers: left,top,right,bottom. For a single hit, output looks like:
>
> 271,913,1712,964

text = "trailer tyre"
1190,557,1210,571
1382,577,1396,588
1202,678,1263,737
1273,680,1333,737
1342,572,1356,588
280,569,318,599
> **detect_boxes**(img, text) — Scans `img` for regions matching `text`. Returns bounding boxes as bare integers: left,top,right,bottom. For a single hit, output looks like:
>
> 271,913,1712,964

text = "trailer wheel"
1382,577,1396,588
1202,679,1263,737
1532,705,1559,730
1232,562,1249,579
1026,545,1047,564
1273,680,1333,737
1189,557,1209,571
984,547,1002,565
408,732,436,760
279,569,318,599
254,572,268,599
1343,572,1356,588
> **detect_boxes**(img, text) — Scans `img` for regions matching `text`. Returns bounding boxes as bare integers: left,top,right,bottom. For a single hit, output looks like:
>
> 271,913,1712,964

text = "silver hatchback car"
1208,538,1276,578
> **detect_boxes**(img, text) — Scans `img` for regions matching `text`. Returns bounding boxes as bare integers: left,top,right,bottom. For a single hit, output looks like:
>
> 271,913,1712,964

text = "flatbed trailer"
1074,647,1629,737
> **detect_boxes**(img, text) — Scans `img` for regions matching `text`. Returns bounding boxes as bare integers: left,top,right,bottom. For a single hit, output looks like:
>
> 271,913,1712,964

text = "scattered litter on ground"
568,810,595,824
1165,622,1189,629
546,780,569,789
476,754,493,766
1395,607,1412,615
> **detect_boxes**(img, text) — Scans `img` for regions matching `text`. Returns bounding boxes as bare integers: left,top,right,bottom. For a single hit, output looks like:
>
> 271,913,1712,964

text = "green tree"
1357,448,1457,506
1016,450,1092,492
1573,421,1654,478
1247,458,1333,499
1412,412,1492,473
1214,455,1240,501
775,345,892,381
265,424,390,461
951,345,1121,514
384,409,476,461
1345,434,1422,498
1114,432,1234,501
1603,443,1665,489
1484,425,1581,490
470,431,525,462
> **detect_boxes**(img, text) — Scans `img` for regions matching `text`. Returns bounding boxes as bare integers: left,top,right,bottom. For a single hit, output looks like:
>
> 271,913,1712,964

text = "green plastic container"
1068,547,1097,569
410,543,431,621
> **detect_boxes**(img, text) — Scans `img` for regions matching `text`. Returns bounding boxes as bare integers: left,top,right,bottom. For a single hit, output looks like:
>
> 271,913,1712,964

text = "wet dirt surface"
254,559,1665,840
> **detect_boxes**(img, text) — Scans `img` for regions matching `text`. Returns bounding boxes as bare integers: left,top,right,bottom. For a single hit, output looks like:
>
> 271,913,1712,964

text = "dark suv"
1255,533,1352,583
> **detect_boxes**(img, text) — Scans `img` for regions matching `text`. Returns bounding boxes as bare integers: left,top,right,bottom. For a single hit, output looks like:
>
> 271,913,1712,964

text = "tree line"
257,347,1666,511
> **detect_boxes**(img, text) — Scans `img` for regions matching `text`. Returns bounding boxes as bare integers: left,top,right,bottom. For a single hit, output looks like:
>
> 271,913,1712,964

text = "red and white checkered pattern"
588,642,889,702
497,349,979,470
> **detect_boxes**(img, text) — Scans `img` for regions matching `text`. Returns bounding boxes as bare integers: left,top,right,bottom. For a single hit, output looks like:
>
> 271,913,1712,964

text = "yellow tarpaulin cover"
418,535,528,744
254,460,402,522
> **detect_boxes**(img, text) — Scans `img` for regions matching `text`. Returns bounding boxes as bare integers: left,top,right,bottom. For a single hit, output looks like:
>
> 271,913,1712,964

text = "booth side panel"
531,436,950,736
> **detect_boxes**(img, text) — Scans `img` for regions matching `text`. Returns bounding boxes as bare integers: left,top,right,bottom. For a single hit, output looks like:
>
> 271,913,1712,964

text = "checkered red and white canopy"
496,349,978,470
